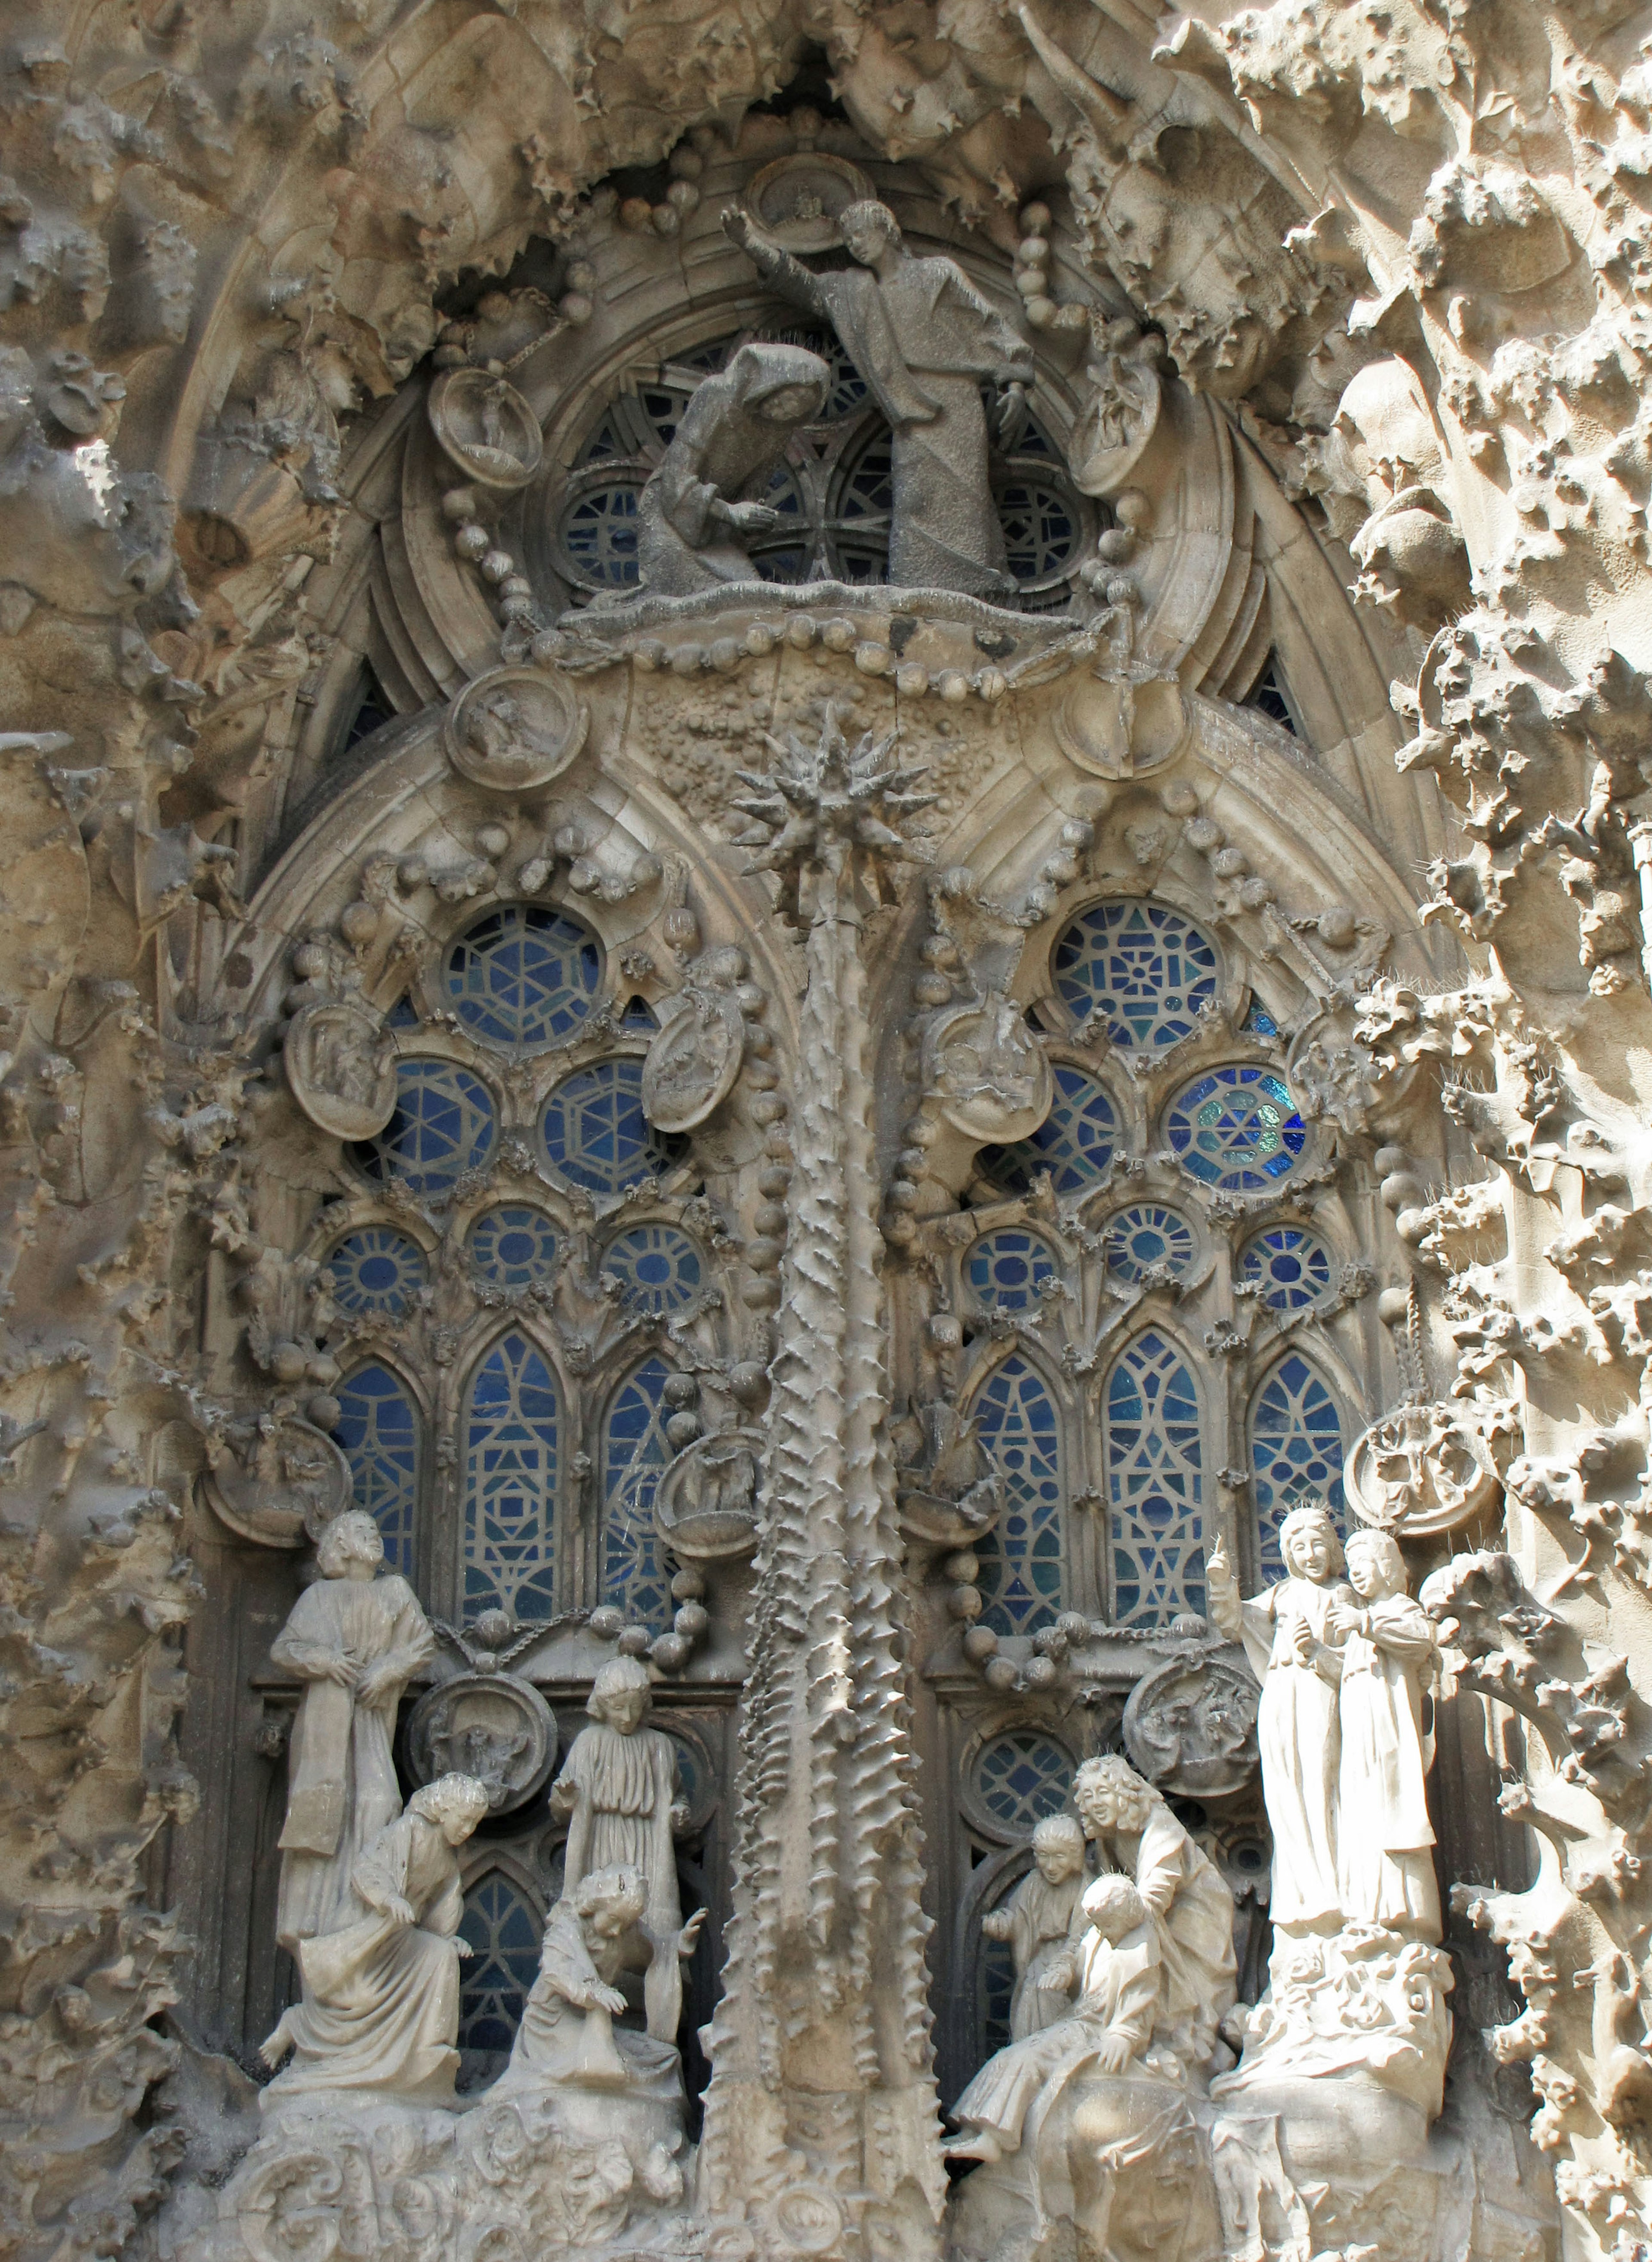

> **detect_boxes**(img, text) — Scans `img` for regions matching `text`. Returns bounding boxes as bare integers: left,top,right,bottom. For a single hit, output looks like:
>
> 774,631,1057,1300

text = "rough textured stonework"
0,3,1649,2259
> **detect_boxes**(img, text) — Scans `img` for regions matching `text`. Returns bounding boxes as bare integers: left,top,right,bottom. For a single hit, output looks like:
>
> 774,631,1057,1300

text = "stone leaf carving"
1122,1646,1260,1799
642,950,746,1131
283,996,397,1139
201,1412,350,1548
922,994,1053,1145
1345,1398,1516,1539
427,367,543,491
446,668,588,793
655,1426,761,1559
407,1672,557,1815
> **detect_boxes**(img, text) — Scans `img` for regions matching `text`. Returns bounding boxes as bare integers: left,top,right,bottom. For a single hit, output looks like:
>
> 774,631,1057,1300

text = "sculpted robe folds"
1338,1593,1441,1938
996,1867,1087,2040
558,1721,681,1938
1234,1577,1351,1930
1126,1805,1237,2069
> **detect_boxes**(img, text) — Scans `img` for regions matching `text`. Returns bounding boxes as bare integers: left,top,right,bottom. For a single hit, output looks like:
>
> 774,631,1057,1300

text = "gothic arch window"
463,1330,561,1622
458,1868,544,2064
601,1356,678,1629
971,1355,1066,1636
335,1361,421,1578
1248,1353,1347,1580
1105,1331,1205,1625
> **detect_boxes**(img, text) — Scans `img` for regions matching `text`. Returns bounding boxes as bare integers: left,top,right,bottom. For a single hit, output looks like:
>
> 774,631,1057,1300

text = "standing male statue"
722,200,1034,599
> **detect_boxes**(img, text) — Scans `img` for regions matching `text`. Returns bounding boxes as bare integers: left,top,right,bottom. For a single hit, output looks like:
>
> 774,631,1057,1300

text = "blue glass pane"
464,1333,559,1622
1053,901,1218,1048
1240,1225,1334,1312
335,1363,419,1577
469,1205,558,1288
1242,1000,1279,1037
967,1228,1058,1312
1165,1065,1306,1194
443,904,601,1050
564,481,641,586
327,1228,426,1315
1103,1204,1196,1284
352,1060,495,1197
386,994,419,1029
1107,1331,1203,1626
972,1356,1064,1636
458,1872,542,2057
976,1731,1073,1830
601,1357,675,1629
1251,1353,1346,1580
982,1063,1116,1198
541,1059,684,1194
601,1224,703,1312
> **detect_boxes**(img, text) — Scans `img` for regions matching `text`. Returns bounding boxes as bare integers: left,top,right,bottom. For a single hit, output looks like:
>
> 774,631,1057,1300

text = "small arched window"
335,1362,420,1579
1249,1353,1346,1580
463,1332,560,1622
971,1355,1065,1636
601,1356,676,1628
458,1870,543,2060
1106,1331,1204,1625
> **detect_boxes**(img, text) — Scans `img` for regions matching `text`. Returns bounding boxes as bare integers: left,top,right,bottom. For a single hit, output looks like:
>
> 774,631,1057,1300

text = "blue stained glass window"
443,904,601,1051
981,1927,1015,2060
336,1363,419,1577
972,1357,1064,1635
1241,1225,1335,1312
562,480,641,587
968,1228,1058,1312
327,1228,426,1315
386,993,419,1029
1250,1353,1346,1580
975,1731,1074,1830
1053,901,1218,1048
1242,1000,1279,1037
601,1357,675,1629
1165,1064,1306,1194
1106,1332,1204,1626
981,1063,1116,1198
458,1871,542,2058
1103,1204,1196,1284
469,1205,558,1288
601,1224,703,1312
352,1060,496,1197
463,1332,559,1622
541,1058,684,1194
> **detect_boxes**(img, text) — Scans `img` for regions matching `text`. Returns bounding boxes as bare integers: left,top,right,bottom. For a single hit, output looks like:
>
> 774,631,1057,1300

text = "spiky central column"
699,715,946,2260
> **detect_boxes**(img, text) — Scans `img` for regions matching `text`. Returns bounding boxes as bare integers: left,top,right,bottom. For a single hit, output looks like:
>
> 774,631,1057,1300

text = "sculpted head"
838,199,901,268
1345,1528,1407,1602
316,1510,384,1582
572,1863,650,1937
1073,1755,1157,1839
1279,1503,1345,1586
409,1772,491,1846
1083,1873,1147,1944
588,1655,653,1735
1031,1813,1086,1884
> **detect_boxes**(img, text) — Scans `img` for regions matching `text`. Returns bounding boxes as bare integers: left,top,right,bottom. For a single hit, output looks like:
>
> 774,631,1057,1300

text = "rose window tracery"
1166,1065,1306,1193
326,1227,427,1315
353,1061,498,1195
983,1062,1117,1195
539,1059,685,1193
1053,901,1219,1046
468,1205,560,1287
1239,1224,1334,1311
974,1731,1075,1829
442,904,602,1049
601,1223,705,1311
1103,1204,1196,1283
967,1228,1059,1312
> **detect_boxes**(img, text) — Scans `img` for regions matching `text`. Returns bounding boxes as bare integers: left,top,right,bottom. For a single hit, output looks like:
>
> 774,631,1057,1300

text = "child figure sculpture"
982,1814,1088,2039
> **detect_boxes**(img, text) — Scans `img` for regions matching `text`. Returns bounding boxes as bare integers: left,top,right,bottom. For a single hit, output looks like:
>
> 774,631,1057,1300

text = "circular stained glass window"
601,1224,704,1311
1053,901,1219,1048
560,478,642,588
541,1058,685,1195
829,420,893,585
444,905,601,1051
1104,1204,1196,1283
326,1227,427,1315
1240,1224,1335,1312
469,1206,558,1287
1166,1064,1306,1194
982,1062,1117,1198
968,1228,1058,1312
352,1061,496,1197
975,1731,1074,1831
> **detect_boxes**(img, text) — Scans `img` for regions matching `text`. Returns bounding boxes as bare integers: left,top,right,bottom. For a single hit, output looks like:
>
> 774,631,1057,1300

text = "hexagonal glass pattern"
443,904,601,1050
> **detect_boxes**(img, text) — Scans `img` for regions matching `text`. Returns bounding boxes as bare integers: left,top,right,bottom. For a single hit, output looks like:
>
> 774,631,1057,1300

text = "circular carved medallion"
284,998,398,1139
1055,673,1190,781
427,368,543,490
641,985,744,1133
1122,1648,1260,1799
922,996,1054,1145
655,1429,762,1561
446,668,588,793
1345,1400,1508,1539
742,154,875,253
407,1672,557,1815
202,1416,351,1549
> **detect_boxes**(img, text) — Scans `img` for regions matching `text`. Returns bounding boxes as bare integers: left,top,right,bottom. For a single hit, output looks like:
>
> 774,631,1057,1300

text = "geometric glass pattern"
967,1228,1058,1312
601,1357,675,1629
326,1227,426,1315
463,1332,559,1622
1103,1204,1196,1284
601,1224,704,1312
468,1205,558,1289
975,1730,1074,1830
1106,1331,1204,1625
971,1356,1064,1636
982,1062,1117,1199
335,1363,420,1578
1165,1064,1306,1194
1053,900,1219,1047
999,470,1081,587
541,1058,684,1195
352,1059,496,1197
458,1870,542,2058
1240,1224,1335,1312
1248,655,1298,735
561,480,642,588
1250,1353,1346,1582
443,904,601,1050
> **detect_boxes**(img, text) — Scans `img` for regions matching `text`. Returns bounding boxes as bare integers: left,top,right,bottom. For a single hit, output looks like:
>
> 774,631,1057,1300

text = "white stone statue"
1207,1504,1353,1932
550,1657,686,2040
271,1509,436,1950
1328,1529,1442,1940
260,1772,490,2106
945,1875,1158,2163
982,1814,1088,2040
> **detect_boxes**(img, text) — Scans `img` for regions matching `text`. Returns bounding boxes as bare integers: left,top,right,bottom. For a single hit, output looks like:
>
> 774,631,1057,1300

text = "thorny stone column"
699,713,946,2259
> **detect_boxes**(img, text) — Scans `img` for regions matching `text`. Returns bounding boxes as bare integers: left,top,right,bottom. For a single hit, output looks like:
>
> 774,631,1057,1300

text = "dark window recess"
1247,657,1298,737
343,670,394,751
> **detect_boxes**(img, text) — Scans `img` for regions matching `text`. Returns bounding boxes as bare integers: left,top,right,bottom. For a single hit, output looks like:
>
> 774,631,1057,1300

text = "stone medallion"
283,997,398,1139
407,1672,557,1815
201,1414,351,1549
922,995,1054,1145
1055,672,1190,780
642,982,745,1132
1345,1398,1511,1539
741,153,875,253
427,368,543,491
655,1428,762,1560
1069,336,1163,497
1122,1647,1260,1799
446,667,588,793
